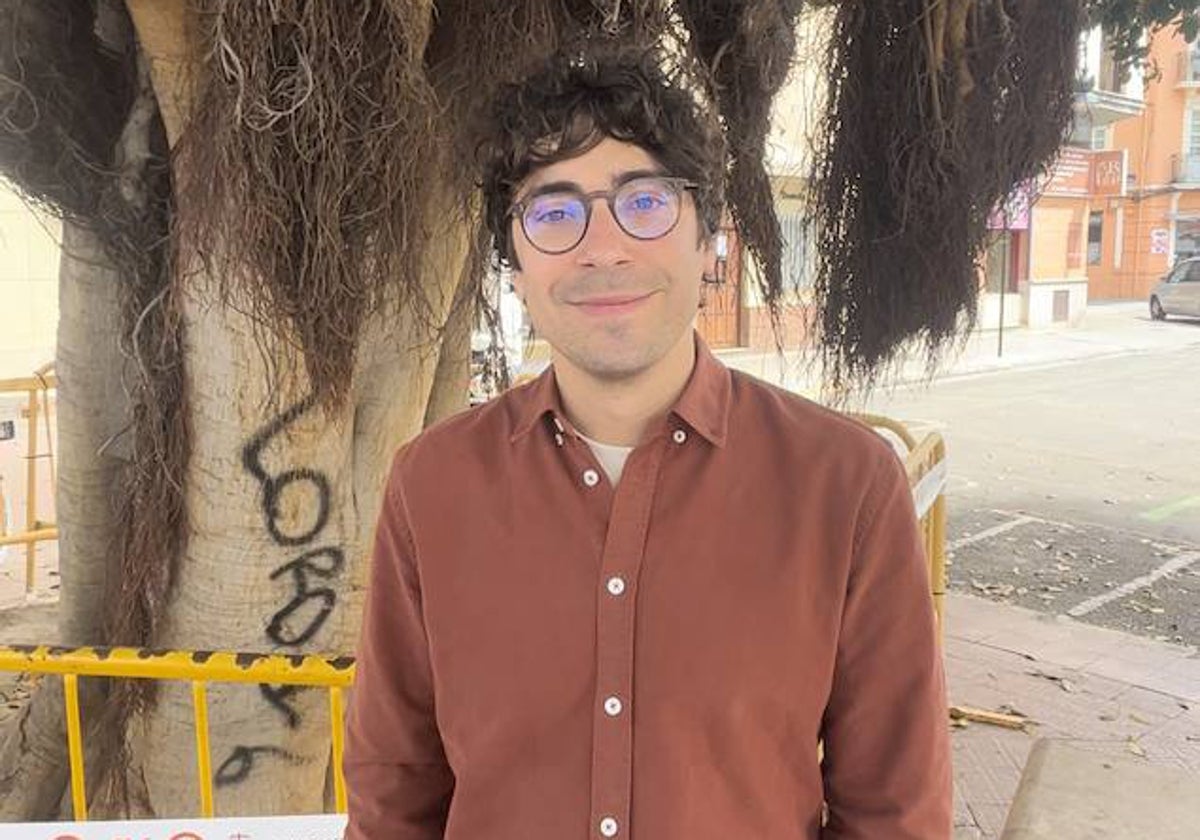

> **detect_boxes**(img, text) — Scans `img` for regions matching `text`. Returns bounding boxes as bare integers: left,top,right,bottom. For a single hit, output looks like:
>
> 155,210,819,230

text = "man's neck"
554,333,696,447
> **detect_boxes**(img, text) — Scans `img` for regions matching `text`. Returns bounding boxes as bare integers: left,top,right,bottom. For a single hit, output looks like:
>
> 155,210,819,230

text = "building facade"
1087,26,1200,300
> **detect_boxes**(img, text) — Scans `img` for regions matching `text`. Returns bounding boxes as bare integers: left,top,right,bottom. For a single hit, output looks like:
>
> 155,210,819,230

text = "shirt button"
582,468,600,487
604,696,623,716
599,817,619,837
672,429,688,444
606,576,626,596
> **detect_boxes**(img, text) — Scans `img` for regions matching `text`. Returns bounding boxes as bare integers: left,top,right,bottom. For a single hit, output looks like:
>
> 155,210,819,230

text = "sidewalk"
945,592,1200,838
717,301,1200,394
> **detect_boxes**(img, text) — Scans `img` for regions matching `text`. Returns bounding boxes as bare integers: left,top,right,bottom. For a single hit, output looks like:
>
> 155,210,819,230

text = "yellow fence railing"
0,363,58,594
850,413,949,636
0,645,356,820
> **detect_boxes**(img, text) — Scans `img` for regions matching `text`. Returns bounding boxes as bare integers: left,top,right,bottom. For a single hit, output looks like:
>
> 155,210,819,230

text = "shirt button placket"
593,545,634,837
590,439,666,840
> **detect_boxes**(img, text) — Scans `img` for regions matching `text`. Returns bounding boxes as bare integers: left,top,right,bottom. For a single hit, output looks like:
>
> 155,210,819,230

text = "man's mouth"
568,291,657,315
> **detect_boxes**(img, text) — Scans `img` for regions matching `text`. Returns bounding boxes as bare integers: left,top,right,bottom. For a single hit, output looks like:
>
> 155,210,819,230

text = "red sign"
1044,147,1127,198
1090,149,1126,197
1045,147,1092,197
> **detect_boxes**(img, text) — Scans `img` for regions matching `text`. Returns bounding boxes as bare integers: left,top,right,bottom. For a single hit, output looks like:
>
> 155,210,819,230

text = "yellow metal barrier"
850,413,949,636
0,364,58,594
0,645,356,820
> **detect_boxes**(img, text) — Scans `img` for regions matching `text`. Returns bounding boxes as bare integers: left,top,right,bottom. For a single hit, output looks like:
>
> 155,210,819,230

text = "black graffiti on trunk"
218,394,347,785
266,547,346,645
259,684,303,729
242,396,330,546
215,745,298,788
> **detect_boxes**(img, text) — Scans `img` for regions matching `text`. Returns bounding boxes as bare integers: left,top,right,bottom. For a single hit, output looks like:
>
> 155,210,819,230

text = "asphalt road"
862,316,1200,646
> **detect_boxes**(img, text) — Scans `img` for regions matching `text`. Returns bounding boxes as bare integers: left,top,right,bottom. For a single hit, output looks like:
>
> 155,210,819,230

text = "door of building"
696,227,743,349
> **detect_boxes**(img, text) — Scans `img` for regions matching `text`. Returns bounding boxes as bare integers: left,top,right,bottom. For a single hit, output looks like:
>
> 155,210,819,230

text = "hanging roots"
0,0,185,815
676,0,804,333
810,0,1081,395
177,0,447,412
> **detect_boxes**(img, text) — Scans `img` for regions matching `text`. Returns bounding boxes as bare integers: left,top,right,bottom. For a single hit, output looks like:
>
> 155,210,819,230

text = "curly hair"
478,39,726,267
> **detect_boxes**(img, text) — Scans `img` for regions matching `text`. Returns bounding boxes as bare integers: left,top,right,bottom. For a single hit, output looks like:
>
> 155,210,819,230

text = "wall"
1031,198,1089,281
0,183,60,378
1024,198,1090,326
1088,192,1174,299
1087,27,1200,300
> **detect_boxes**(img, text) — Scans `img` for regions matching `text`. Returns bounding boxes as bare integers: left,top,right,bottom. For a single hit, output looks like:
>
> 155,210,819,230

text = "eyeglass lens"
521,177,684,254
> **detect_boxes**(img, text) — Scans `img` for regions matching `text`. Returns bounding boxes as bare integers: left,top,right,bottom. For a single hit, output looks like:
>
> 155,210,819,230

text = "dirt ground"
0,601,58,729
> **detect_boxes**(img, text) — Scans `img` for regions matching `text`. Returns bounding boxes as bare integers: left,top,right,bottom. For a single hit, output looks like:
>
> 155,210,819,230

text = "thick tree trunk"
110,191,470,815
57,224,130,646
0,0,473,819
0,223,130,819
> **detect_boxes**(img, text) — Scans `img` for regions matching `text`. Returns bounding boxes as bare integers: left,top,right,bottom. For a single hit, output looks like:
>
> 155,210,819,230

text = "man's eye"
531,200,581,225
625,192,667,212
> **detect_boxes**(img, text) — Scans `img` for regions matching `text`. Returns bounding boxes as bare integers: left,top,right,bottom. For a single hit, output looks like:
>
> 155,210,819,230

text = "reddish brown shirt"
343,337,951,839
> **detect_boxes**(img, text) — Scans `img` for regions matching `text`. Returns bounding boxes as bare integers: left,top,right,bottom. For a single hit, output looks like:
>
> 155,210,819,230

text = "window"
1175,219,1200,261
985,232,1014,293
1091,126,1109,150
1165,263,1185,283
1087,211,1103,265
1184,109,1200,180
779,210,814,289
1067,222,1084,269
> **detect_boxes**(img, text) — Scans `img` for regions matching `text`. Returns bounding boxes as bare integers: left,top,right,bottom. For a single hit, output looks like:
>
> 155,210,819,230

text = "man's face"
509,137,716,381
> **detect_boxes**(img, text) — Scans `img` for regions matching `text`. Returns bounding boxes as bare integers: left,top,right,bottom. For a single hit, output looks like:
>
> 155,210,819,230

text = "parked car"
1149,258,1200,320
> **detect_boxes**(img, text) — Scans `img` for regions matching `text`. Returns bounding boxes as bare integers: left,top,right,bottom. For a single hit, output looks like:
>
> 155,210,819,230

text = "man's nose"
576,200,633,268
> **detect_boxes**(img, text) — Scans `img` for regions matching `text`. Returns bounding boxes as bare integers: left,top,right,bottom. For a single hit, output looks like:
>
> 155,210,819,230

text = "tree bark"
116,211,468,816
0,222,129,819
0,0,474,819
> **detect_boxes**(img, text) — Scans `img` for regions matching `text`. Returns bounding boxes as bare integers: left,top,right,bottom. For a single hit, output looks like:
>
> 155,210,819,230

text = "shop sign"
0,814,347,840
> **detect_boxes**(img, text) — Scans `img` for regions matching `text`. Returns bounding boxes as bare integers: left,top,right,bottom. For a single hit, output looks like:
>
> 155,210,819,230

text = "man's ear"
510,268,527,304
701,229,720,282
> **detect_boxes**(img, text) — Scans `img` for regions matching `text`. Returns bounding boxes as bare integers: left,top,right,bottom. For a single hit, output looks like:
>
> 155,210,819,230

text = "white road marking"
1067,551,1200,618
949,514,1038,551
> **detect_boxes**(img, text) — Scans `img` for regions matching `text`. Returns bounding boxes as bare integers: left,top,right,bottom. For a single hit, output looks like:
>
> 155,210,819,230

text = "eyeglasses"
510,175,698,255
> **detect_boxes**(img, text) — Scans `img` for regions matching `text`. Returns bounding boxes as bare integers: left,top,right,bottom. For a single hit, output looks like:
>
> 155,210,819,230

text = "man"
343,41,951,840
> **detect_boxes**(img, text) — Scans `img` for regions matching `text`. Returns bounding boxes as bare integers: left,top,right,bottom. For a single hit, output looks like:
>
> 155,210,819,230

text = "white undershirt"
578,433,635,486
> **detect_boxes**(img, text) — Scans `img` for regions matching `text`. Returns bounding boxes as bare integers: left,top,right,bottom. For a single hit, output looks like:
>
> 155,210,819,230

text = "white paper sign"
0,814,347,840
911,456,949,520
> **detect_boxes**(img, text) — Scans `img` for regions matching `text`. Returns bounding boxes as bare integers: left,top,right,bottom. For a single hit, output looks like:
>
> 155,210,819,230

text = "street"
859,309,1200,646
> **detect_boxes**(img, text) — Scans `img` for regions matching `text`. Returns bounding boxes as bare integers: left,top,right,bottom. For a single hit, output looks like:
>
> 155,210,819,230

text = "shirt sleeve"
343,458,454,839
820,451,952,839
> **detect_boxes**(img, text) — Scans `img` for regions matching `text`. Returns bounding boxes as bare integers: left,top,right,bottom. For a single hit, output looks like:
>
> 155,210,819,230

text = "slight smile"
569,291,658,316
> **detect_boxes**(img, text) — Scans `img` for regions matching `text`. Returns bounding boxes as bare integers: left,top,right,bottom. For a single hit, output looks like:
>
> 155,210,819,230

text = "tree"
0,0,1186,822
1085,0,1200,66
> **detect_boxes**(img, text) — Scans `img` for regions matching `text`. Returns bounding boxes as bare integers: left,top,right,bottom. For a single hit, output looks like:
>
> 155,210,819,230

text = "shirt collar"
508,332,732,448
